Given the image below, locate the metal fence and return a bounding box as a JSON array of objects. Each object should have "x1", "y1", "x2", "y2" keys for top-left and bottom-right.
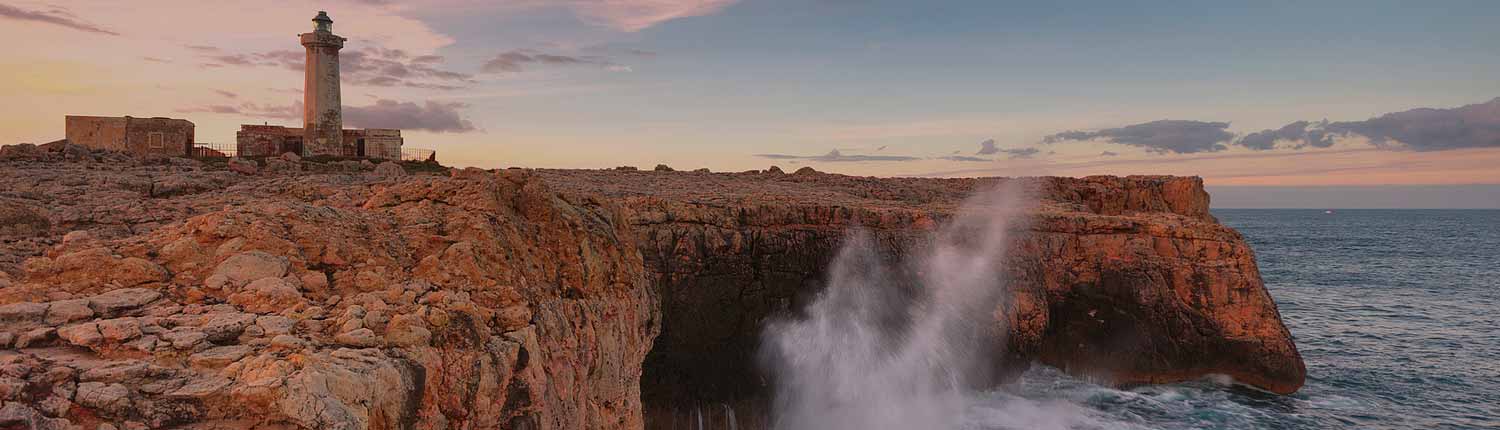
[
  {"x1": 402, "y1": 148, "x2": 436, "y2": 162},
  {"x1": 191, "y1": 142, "x2": 237, "y2": 158},
  {"x1": 192, "y1": 142, "x2": 434, "y2": 163}
]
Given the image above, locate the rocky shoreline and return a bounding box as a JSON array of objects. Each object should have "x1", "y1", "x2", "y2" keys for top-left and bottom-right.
[{"x1": 0, "y1": 144, "x2": 1302, "y2": 429}]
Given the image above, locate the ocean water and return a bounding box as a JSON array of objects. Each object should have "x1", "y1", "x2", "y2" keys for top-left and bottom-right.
[{"x1": 962, "y1": 209, "x2": 1500, "y2": 430}]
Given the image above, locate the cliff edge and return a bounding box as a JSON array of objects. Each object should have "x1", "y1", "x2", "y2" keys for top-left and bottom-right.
[
  {"x1": 0, "y1": 145, "x2": 1303, "y2": 429},
  {"x1": 535, "y1": 167, "x2": 1305, "y2": 425}
]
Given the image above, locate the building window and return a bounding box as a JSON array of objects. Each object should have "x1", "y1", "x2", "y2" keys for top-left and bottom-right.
[{"x1": 147, "y1": 132, "x2": 165, "y2": 149}]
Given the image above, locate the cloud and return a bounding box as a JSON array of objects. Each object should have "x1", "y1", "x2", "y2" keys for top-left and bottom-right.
[
  {"x1": 976, "y1": 138, "x2": 999, "y2": 155},
  {"x1": 1322, "y1": 97, "x2": 1500, "y2": 151},
  {"x1": 480, "y1": 49, "x2": 629, "y2": 74},
  {"x1": 0, "y1": 3, "x2": 118, "y2": 35},
  {"x1": 344, "y1": 100, "x2": 476, "y2": 133},
  {"x1": 215, "y1": 90, "x2": 238, "y2": 99},
  {"x1": 999, "y1": 147, "x2": 1040, "y2": 159},
  {"x1": 142, "y1": 56, "x2": 171, "y2": 63},
  {"x1": 1237, "y1": 120, "x2": 1335, "y2": 150},
  {"x1": 177, "y1": 101, "x2": 300, "y2": 119},
  {"x1": 567, "y1": 0, "x2": 739, "y2": 32},
  {"x1": 939, "y1": 155, "x2": 990, "y2": 162},
  {"x1": 756, "y1": 149, "x2": 920, "y2": 162},
  {"x1": 195, "y1": 47, "x2": 472, "y2": 90},
  {"x1": 1043, "y1": 120, "x2": 1235, "y2": 154},
  {"x1": 180, "y1": 98, "x2": 476, "y2": 133},
  {"x1": 1232, "y1": 98, "x2": 1500, "y2": 152}
]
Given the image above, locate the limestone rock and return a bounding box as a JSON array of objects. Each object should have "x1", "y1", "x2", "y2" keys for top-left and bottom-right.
[
  {"x1": 188, "y1": 345, "x2": 252, "y2": 368},
  {"x1": 97, "y1": 317, "x2": 143, "y2": 342},
  {"x1": 0, "y1": 302, "x2": 46, "y2": 325},
  {"x1": 88, "y1": 288, "x2": 161, "y2": 317},
  {"x1": 227, "y1": 277, "x2": 303, "y2": 313},
  {"x1": 212, "y1": 251, "x2": 289, "y2": 287},
  {"x1": 372, "y1": 161, "x2": 406, "y2": 178},
  {"x1": 75, "y1": 382, "x2": 132, "y2": 415},
  {"x1": 227, "y1": 157, "x2": 257, "y2": 175},
  {"x1": 44, "y1": 299, "x2": 93, "y2": 325},
  {"x1": 333, "y1": 328, "x2": 379, "y2": 347},
  {"x1": 57, "y1": 321, "x2": 103, "y2": 346}
]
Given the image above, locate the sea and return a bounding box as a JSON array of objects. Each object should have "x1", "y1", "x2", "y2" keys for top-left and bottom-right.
[{"x1": 962, "y1": 209, "x2": 1500, "y2": 430}]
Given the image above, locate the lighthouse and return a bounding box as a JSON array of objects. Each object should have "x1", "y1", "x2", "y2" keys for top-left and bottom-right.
[{"x1": 300, "y1": 11, "x2": 345, "y2": 157}]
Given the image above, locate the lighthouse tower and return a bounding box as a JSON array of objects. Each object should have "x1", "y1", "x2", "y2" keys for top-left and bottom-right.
[{"x1": 300, "y1": 11, "x2": 345, "y2": 157}]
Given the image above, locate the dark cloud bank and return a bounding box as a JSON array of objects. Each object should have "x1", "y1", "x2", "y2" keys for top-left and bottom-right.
[{"x1": 1043, "y1": 98, "x2": 1500, "y2": 155}]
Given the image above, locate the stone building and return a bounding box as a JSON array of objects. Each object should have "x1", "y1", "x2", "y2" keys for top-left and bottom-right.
[
  {"x1": 65, "y1": 115, "x2": 194, "y2": 157},
  {"x1": 237, "y1": 125, "x2": 402, "y2": 159},
  {"x1": 234, "y1": 11, "x2": 405, "y2": 160}
]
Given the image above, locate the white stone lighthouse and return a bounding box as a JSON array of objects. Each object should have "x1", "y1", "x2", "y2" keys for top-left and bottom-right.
[{"x1": 300, "y1": 11, "x2": 344, "y2": 157}]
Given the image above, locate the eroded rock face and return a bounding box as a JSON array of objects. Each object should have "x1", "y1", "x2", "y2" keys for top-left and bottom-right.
[
  {"x1": 1, "y1": 148, "x2": 1303, "y2": 429},
  {"x1": 534, "y1": 169, "x2": 1306, "y2": 423},
  {"x1": 0, "y1": 155, "x2": 659, "y2": 430}
]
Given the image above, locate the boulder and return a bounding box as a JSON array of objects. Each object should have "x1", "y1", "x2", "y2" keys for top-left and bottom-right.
[
  {"x1": 88, "y1": 288, "x2": 161, "y2": 316},
  {"x1": 228, "y1": 277, "x2": 304, "y2": 313},
  {"x1": 212, "y1": 251, "x2": 289, "y2": 287},
  {"x1": 44, "y1": 299, "x2": 94, "y2": 325}
]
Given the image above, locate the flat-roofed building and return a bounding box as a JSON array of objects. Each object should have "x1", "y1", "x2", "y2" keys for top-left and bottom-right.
[{"x1": 64, "y1": 115, "x2": 194, "y2": 157}]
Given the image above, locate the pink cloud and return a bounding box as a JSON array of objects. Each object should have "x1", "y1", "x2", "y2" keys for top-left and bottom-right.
[{"x1": 568, "y1": 0, "x2": 739, "y2": 32}]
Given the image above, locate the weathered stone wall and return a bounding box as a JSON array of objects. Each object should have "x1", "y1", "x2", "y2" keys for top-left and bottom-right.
[
  {"x1": 236, "y1": 125, "x2": 303, "y2": 157},
  {"x1": 363, "y1": 129, "x2": 403, "y2": 160},
  {"x1": 122, "y1": 117, "x2": 194, "y2": 157},
  {"x1": 66, "y1": 116, "x2": 192, "y2": 157},
  {"x1": 65, "y1": 116, "x2": 128, "y2": 152}
]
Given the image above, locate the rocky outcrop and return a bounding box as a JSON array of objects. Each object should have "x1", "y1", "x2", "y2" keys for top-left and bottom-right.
[
  {"x1": 534, "y1": 168, "x2": 1305, "y2": 423},
  {"x1": 1, "y1": 147, "x2": 1303, "y2": 429},
  {"x1": 0, "y1": 154, "x2": 658, "y2": 430}
]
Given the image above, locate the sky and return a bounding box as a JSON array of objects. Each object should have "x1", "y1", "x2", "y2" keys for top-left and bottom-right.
[{"x1": 3, "y1": 0, "x2": 1499, "y2": 207}]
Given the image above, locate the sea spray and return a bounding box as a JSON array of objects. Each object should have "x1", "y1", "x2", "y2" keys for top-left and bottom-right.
[{"x1": 759, "y1": 183, "x2": 1033, "y2": 430}]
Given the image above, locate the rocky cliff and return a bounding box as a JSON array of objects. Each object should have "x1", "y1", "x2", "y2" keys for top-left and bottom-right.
[
  {"x1": 535, "y1": 167, "x2": 1305, "y2": 427},
  {"x1": 0, "y1": 144, "x2": 1303, "y2": 430},
  {"x1": 0, "y1": 147, "x2": 658, "y2": 429}
]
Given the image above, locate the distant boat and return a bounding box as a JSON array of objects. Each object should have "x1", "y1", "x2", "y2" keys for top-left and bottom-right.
[{"x1": 1325, "y1": 210, "x2": 1334, "y2": 214}]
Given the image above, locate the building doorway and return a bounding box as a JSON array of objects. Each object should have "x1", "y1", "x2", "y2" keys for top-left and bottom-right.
[{"x1": 356, "y1": 138, "x2": 367, "y2": 158}]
